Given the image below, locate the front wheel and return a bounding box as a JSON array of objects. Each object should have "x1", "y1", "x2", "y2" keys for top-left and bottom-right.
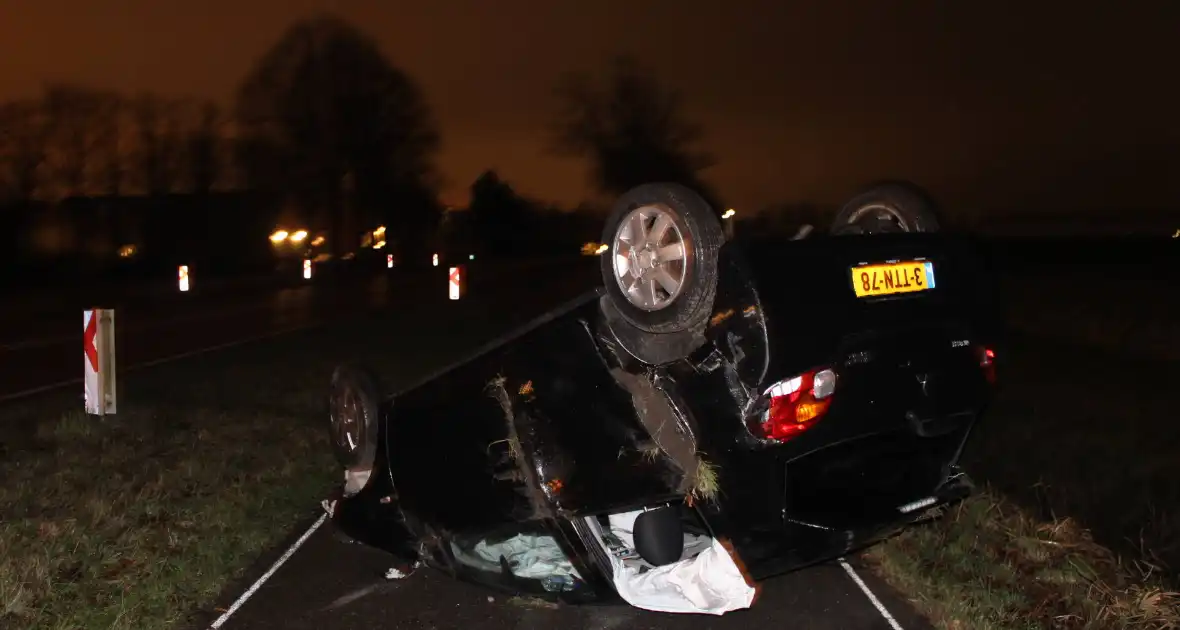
[
  {"x1": 328, "y1": 363, "x2": 382, "y2": 495},
  {"x1": 600, "y1": 183, "x2": 724, "y2": 334}
]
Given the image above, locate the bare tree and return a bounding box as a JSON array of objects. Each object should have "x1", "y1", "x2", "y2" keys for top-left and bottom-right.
[
  {"x1": 0, "y1": 99, "x2": 51, "y2": 203},
  {"x1": 235, "y1": 13, "x2": 441, "y2": 258},
  {"x1": 551, "y1": 56, "x2": 720, "y2": 210},
  {"x1": 87, "y1": 92, "x2": 129, "y2": 197},
  {"x1": 42, "y1": 84, "x2": 108, "y2": 199},
  {"x1": 466, "y1": 169, "x2": 536, "y2": 257},
  {"x1": 131, "y1": 94, "x2": 186, "y2": 196},
  {"x1": 187, "y1": 101, "x2": 221, "y2": 196}
]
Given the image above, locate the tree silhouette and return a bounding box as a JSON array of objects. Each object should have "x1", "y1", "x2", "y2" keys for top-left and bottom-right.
[
  {"x1": 466, "y1": 170, "x2": 535, "y2": 257},
  {"x1": 187, "y1": 102, "x2": 221, "y2": 195},
  {"x1": 0, "y1": 99, "x2": 50, "y2": 203},
  {"x1": 132, "y1": 94, "x2": 185, "y2": 196},
  {"x1": 551, "y1": 56, "x2": 722, "y2": 212},
  {"x1": 43, "y1": 84, "x2": 106, "y2": 199},
  {"x1": 88, "y1": 91, "x2": 127, "y2": 196},
  {"x1": 235, "y1": 14, "x2": 441, "y2": 258}
]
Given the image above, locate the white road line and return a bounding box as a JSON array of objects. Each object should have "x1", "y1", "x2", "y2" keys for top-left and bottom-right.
[
  {"x1": 208, "y1": 513, "x2": 327, "y2": 629},
  {"x1": 839, "y1": 558, "x2": 904, "y2": 630},
  {"x1": 0, "y1": 323, "x2": 318, "y2": 404}
]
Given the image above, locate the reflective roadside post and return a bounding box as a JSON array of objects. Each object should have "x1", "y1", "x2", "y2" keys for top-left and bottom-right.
[
  {"x1": 83, "y1": 309, "x2": 117, "y2": 417},
  {"x1": 303, "y1": 259, "x2": 313, "y2": 280},
  {"x1": 449, "y1": 266, "x2": 466, "y2": 300},
  {"x1": 178, "y1": 265, "x2": 190, "y2": 292},
  {"x1": 387, "y1": 254, "x2": 394, "y2": 269},
  {"x1": 432, "y1": 253, "x2": 439, "y2": 267}
]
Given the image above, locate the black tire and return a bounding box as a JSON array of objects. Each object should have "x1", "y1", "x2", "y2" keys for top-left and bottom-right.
[
  {"x1": 600, "y1": 183, "x2": 723, "y2": 334},
  {"x1": 830, "y1": 181, "x2": 941, "y2": 235},
  {"x1": 328, "y1": 363, "x2": 382, "y2": 475}
]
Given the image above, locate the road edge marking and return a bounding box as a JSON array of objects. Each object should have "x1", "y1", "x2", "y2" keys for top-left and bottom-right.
[
  {"x1": 0, "y1": 324, "x2": 318, "y2": 405},
  {"x1": 208, "y1": 513, "x2": 327, "y2": 629},
  {"x1": 839, "y1": 558, "x2": 904, "y2": 630}
]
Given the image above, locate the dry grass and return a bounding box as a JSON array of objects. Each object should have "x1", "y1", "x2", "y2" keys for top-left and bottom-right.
[
  {"x1": 864, "y1": 263, "x2": 1180, "y2": 629},
  {"x1": 867, "y1": 489, "x2": 1180, "y2": 630}
]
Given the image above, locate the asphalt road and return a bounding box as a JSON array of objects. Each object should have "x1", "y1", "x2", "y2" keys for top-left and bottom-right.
[
  {"x1": 0, "y1": 261, "x2": 590, "y2": 401},
  {"x1": 202, "y1": 515, "x2": 930, "y2": 630}
]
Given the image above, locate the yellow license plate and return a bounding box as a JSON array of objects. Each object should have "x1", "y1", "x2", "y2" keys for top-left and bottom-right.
[{"x1": 851, "y1": 260, "x2": 936, "y2": 298}]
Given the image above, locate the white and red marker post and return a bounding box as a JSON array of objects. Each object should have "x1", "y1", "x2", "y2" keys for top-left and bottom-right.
[
  {"x1": 83, "y1": 309, "x2": 117, "y2": 416},
  {"x1": 448, "y1": 265, "x2": 466, "y2": 300}
]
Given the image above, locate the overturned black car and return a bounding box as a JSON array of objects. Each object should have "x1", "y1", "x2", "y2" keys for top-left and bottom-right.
[{"x1": 324, "y1": 181, "x2": 1000, "y2": 614}]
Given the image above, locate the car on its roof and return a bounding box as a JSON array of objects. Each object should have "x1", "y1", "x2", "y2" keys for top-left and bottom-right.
[{"x1": 322, "y1": 181, "x2": 1000, "y2": 615}]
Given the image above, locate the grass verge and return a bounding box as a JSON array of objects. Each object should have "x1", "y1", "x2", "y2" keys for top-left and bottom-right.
[
  {"x1": 866, "y1": 268, "x2": 1180, "y2": 629},
  {"x1": 1, "y1": 405, "x2": 334, "y2": 629},
  {"x1": 867, "y1": 490, "x2": 1180, "y2": 630}
]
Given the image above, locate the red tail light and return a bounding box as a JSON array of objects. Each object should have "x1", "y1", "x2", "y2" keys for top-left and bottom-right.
[
  {"x1": 756, "y1": 367, "x2": 837, "y2": 442},
  {"x1": 978, "y1": 346, "x2": 996, "y2": 384}
]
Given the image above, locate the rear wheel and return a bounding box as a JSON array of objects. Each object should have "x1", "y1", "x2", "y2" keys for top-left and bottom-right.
[
  {"x1": 831, "y1": 181, "x2": 941, "y2": 235},
  {"x1": 600, "y1": 183, "x2": 724, "y2": 334}
]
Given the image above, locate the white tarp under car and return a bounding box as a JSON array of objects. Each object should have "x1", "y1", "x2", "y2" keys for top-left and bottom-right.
[{"x1": 455, "y1": 507, "x2": 756, "y2": 615}]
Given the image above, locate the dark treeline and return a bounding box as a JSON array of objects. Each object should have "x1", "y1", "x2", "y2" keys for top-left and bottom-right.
[{"x1": 0, "y1": 14, "x2": 724, "y2": 290}]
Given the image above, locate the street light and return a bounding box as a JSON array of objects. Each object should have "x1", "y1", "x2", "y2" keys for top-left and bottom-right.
[
  {"x1": 290, "y1": 230, "x2": 308, "y2": 243},
  {"x1": 269, "y1": 229, "x2": 289, "y2": 244},
  {"x1": 722, "y1": 209, "x2": 736, "y2": 220}
]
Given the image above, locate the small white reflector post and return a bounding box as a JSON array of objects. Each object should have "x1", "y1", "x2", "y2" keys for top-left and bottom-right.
[
  {"x1": 387, "y1": 254, "x2": 394, "y2": 268},
  {"x1": 83, "y1": 309, "x2": 117, "y2": 416},
  {"x1": 448, "y1": 265, "x2": 466, "y2": 300},
  {"x1": 432, "y1": 253, "x2": 439, "y2": 267},
  {"x1": 303, "y1": 259, "x2": 312, "y2": 279},
  {"x1": 178, "y1": 265, "x2": 190, "y2": 292}
]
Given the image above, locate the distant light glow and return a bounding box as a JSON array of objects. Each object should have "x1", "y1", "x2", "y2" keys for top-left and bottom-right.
[
  {"x1": 469, "y1": 254, "x2": 475, "y2": 260},
  {"x1": 722, "y1": 208, "x2": 736, "y2": 219},
  {"x1": 290, "y1": 230, "x2": 308, "y2": 243},
  {"x1": 269, "y1": 230, "x2": 289, "y2": 243},
  {"x1": 118, "y1": 244, "x2": 137, "y2": 258},
  {"x1": 311, "y1": 235, "x2": 325, "y2": 247}
]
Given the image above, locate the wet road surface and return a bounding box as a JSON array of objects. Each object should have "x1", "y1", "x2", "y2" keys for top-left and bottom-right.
[{"x1": 201, "y1": 514, "x2": 930, "y2": 630}]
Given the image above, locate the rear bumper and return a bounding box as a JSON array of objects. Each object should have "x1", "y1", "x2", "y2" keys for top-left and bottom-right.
[
  {"x1": 733, "y1": 469, "x2": 973, "y2": 579},
  {"x1": 700, "y1": 408, "x2": 978, "y2": 580}
]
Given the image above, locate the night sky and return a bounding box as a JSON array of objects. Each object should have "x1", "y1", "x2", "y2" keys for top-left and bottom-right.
[{"x1": 1, "y1": 1, "x2": 1178, "y2": 216}]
